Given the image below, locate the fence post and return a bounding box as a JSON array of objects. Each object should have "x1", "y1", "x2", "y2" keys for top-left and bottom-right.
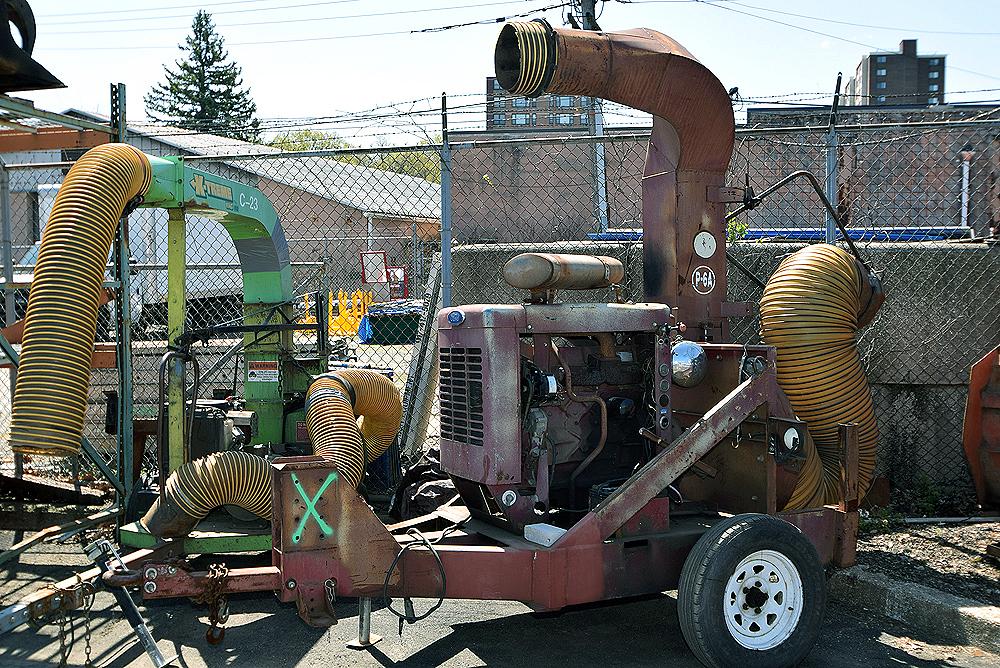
[
  {"x1": 591, "y1": 101, "x2": 609, "y2": 233},
  {"x1": 112, "y1": 82, "x2": 134, "y2": 496},
  {"x1": 0, "y1": 158, "x2": 19, "y2": 481},
  {"x1": 440, "y1": 92, "x2": 453, "y2": 308},
  {"x1": 825, "y1": 74, "x2": 842, "y2": 244},
  {"x1": 825, "y1": 129, "x2": 839, "y2": 244}
]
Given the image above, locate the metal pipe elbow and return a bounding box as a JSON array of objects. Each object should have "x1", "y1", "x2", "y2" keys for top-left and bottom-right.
[{"x1": 495, "y1": 20, "x2": 734, "y2": 172}]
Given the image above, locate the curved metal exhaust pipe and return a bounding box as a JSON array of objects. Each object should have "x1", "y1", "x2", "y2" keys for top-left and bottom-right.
[{"x1": 495, "y1": 20, "x2": 735, "y2": 339}]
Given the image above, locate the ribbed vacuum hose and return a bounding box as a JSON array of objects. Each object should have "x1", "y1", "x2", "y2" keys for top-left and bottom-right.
[
  {"x1": 141, "y1": 451, "x2": 272, "y2": 538},
  {"x1": 307, "y1": 368, "x2": 403, "y2": 488},
  {"x1": 142, "y1": 369, "x2": 401, "y2": 537},
  {"x1": 760, "y1": 244, "x2": 881, "y2": 509},
  {"x1": 10, "y1": 143, "x2": 151, "y2": 457}
]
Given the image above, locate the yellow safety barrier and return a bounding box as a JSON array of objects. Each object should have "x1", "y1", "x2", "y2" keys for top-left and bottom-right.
[
  {"x1": 329, "y1": 290, "x2": 372, "y2": 336},
  {"x1": 297, "y1": 290, "x2": 373, "y2": 336}
]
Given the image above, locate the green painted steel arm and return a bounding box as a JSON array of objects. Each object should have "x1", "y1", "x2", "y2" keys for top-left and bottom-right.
[{"x1": 142, "y1": 155, "x2": 293, "y2": 304}]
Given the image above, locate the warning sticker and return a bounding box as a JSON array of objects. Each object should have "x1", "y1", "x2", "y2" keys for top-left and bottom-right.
[{"x1": 247, "y1": 360, "x2": 279, "y2": 383}]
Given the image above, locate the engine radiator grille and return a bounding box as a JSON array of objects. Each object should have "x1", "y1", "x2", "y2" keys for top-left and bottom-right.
[{"x1": 440, "y1": 347, "x2": 484, "y2": 446}]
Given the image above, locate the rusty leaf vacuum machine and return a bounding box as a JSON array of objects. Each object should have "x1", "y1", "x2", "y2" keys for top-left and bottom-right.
[{"x1": 1, "y1": 19, "x2": 884, "y2": 668}]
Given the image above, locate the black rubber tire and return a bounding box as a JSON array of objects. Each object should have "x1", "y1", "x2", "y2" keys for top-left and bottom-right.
[{"x1": 677, "y1": 514, "x2": 825, "y2": 668}]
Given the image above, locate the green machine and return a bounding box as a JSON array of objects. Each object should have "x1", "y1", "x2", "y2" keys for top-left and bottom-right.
[{"x1": 119, "y1": 156, "x2": 328, "y2": 551}]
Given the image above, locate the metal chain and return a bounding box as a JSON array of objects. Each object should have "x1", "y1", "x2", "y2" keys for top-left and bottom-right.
[
  {"x1": 52, "y1": 580, "x2": 96, "y2": 667},
  {"x1": 82, "y1": 582, "x2": 96, "y2": 668},
  {"x1": 56, "y1": 610, "x2": 69, "y2": 667},
  {"x1": 192, "y1": 563, "x2": 230, "y2": 643}
]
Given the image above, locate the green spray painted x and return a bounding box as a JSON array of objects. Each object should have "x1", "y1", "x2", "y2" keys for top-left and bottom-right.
[{"x1": 290, "y1": 472, "x2": 337, "y2": 543}]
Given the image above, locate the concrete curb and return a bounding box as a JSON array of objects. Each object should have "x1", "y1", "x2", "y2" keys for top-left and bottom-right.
[{"x1": 829, "y1": 564, "x2": 1000, "y2": 654}]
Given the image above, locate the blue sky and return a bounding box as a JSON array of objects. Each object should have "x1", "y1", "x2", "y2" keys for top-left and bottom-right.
[{"x1": 23, "y1": 0, "x2": 1000, "y2": 143}]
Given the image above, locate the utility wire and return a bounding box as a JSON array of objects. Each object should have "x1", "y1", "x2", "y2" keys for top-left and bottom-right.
[
  {"x1": 729, "y1": 2, "x2": 1000, "y2": 37},
  {"x1": 40, "y1": 0, "x2": 361, "y2": 19},
  {"x1": 45, "y1": 0, "x2": 375, "y2": 26},
  {"x1": 47, "y1": 1, "x2": 544, "y2": 35},
  {"x1": 689, "y1": 0, "x2": 1000, "y2": 82},
  {"x1": 42, "y1": 2, "x2": 567, "y2": 49},
  {"x1": 416, "y1": 2, "x2": 568, "y2": 32}
]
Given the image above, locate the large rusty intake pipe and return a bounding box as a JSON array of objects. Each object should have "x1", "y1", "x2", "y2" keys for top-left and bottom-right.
[{"x1": 495, "y1": 20, "x2": 735, "y2": 339}]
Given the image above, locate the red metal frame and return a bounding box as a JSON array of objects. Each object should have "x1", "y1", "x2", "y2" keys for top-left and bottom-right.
[{"x1": 127, "y1": 365, "x2": 858, "y2": 622}]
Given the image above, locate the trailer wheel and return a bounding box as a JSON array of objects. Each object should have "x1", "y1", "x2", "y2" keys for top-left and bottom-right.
[{"x1": 678, "y1": 514, "x2": 825, "y2": 668}]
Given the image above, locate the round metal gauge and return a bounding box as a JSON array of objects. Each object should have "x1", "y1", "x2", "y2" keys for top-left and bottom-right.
[{"x1": 694, "y1": 231, "x2": 717, "y2": 259}]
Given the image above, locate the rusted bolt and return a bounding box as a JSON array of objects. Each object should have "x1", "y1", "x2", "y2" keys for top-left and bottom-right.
[
  {"x1": 143, "y1": 581, "x2": 157, "y2": 594},
  {"x1": 286, "y1": 579, "x2": 297, "y2": 590}
]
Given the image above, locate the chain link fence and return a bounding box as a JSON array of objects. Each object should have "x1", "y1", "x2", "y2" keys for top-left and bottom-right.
[
  {"x1": 1, "y1": 108, "x2": 997, "y2": 514},
  {"x1": 448, "y1": 110, "x2": 1000, "y2": 515}
]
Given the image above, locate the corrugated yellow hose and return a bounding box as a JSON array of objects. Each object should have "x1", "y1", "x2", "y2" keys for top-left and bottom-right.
[
  {"x1": 141, "y1": 451, "x2": 272, "y2": 537},
  {"x1": 760, "y1": 244, "x2": 880, "y2": 509},
  {"x1": 10, "y1": 143, "x2": 151, "y2": 457},
  {"x1": 142, "y1": 369, "x2": 401, "y2": 537},
  {"x1": 306, "y1": 368, "x2": 403, "y2": 488}
]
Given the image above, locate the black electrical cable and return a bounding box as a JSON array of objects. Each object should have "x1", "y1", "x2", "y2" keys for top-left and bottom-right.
[{"x1": 381, "y1": 519, "x2": 468, "y2": 632}]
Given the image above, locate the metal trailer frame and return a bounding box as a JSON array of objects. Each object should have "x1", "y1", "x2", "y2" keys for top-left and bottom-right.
[{"x1": 96, "y1": 361, "x2": 858, "y2": 631}]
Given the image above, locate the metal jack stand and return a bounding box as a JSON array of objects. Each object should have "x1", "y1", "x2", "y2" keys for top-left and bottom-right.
[
  {"x1": 85, "y1": 540, "x2": 176, "y2": 667},
  {"x1": 346, "y1": 597, "x2": 382, "y2": 649}
]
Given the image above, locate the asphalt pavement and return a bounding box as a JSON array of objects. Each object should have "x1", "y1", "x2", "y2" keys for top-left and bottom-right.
[
  {"x1": 3, "y1": 584, "x2": 998, "y2": 667},
  {"x1": 1, "y1": 537, "x2": 997, "y2": 667}
]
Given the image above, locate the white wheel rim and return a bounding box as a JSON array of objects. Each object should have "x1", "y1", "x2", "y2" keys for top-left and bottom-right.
[{"x1": 723, "y1": 548, "x2": 803, "y2": 650}]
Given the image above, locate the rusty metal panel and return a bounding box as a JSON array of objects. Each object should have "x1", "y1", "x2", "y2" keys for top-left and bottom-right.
[
  {"x1": 963, "y1": 344, "x2": 1000, "y2": 506},
  {"x1": 142, "y1": 566, "x2": 279, "y2": 599},
  {"x1": 439, "y1": 306, "x2": 522, "y2": 484},
  {"x1": 523, "y1": 302, "x2": 671, "y2": 334},
  {"x1": 271, "y1": 456, "x2": 399, "y2": 623},
  {"x1": 779, "y1": 508, "x2": 839, "y2": 565},
  {"x1": 619, "y1": 497, "x2": 670, "y2": 537}
]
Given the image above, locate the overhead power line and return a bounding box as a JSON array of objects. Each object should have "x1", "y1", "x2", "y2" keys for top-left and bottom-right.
[
  {"x1": 39, "y1": 0, "x2": 362, "y2": 19},
  {"x1": 40, "y1": 2, "x2": 568, "y2": 50},
  {"x1": 415, "y1": 2, "x2": 568, "y2": 32},
  {"x1": 729, "y1": 2, "x2": 1000, "y2": 37},
  {"x1": 688, "y1": 0, "x2": 1000, "y2": 82},
  {"x1": 46, "y1": 1, "x2": 545, "y2": 35},
  {"x1": 44, "y1": 0, "x2": 392, "y2": 26}
]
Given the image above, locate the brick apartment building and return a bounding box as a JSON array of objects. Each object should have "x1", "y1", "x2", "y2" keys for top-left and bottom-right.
[
  {"x1": 845, "y1": 40, "x2": 945, "y2": 106},
  {"x1": 486, "y1": 76, "x2": 592, "y2": 130}
]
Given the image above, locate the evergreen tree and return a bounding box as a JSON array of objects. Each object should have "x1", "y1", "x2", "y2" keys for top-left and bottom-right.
[{"x1": 144, "y1": 11, "x2": 259, "y2": 142}]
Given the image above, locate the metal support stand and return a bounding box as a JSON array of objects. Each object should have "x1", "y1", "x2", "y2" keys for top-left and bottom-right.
[
  {"x1": 346, "y1": 597, "x2": 382, "y2": 649},
  {"x1": 85, "y1": 540, "x2": 175, "y2": 667}
]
